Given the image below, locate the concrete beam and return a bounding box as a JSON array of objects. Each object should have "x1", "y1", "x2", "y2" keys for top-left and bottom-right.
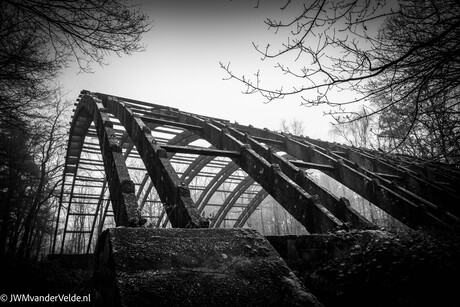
[
  {"x1": 284, "y1": 137, "x2": 456, "y2": 230},
  {"x1": 176, "y1": 115, "x2": 344, "y2": 233},
  {"x1": 100, "y1": 95, "x2": 208, "y2": 228},
  {"x1": 220, "y1": 125, "x2": 373, "y2": 230},
  {"x1": 78, "y1": 95, "x2": 143, "y2": 227}
]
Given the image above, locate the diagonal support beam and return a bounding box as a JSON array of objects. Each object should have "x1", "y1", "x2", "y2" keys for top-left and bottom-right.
[
  {"x1": 174, "y1": 114, "x2": 344, "y2": 233},
  {"x1": 98, "y1": 94, "x2": 208, "y2": 228},
  {"x1": 78, "y1": 95, "x2": 143, "y2": 227},
  {"x1": 325, "y1": 142, "x2": 460, "y2": 217},
  {"x1": 228, "y1": 120, "x2": 459, "y2": 232},
  {"x1": 284, "y1": 136, "x2": 457, "y2": 230},
  {"x1": 218, "y1": 125, "x2": 373, "y2": 230}
]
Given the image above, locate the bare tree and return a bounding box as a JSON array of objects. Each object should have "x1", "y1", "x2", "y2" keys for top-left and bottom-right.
[
  {"x1": 0, "y1": 123, "x2": 38, "y2": 258},
  {"x1": 332, "y1": 96, "x2": 460, "y2": 163},
  {"x1": 0, "y1": 93, "x2": 70, "y2": 259},
  {"x1": 372, "y1": 91, "x2": 460, "y2": 163},
  {"x1": 222, "y1": 0, "x2": 460, "y2": 159},
  {"x1": 16, "y1": 96, "x2": 70, "y2": 258},
  {"x1": 280, "y1": 118, "x2": 305, "y2": 136},
  {"x1": 329, "y1": 107, "x2": 374, "y2": 148},
  {"x1": 0, "y1": 0, "x2": 150, "y2": 126},
  {"x1": 0, "y1": 0, "x2": 150, "y2": 259}
]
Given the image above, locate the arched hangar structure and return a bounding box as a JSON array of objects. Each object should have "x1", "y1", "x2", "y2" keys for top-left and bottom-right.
[{"x1": 52, "y1": 91, "x2": 460, "y2": 254}]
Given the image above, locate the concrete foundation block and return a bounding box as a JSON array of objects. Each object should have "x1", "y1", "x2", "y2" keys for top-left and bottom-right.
[{"x1": 94, "y1": 228, "x2": 322, "y2": 306}]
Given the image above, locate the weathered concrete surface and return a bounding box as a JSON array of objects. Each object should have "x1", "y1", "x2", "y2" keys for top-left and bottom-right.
[
  {"x1": 266, "y1": 231, "x2": 460, "y2": 307},
  {"x1": 266, "y1": 232, "x2": 369, "y2": 273},
  {"x1": 94, "y1": 228, "x2": 322, "y2": 306}
]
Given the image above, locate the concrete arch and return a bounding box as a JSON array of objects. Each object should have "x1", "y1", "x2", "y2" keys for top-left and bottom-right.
[
  {"x1": 54, "y1": 91, "x2": 460, "y2": 254},
  {"x1": 234, "y1": 190, "x2": 269, "y2": 227},
  {"x1": 212, "y1": 176, "x2": 255, "y2": 227},
  {"x1": 69, "y1": 95, "x2": 142, "y2": 226},
  {"x1": 174, "y1": 114, "x2": 458, "y2": 232},
  {"x1": 197, "y1": 163, "x2": 240, "y2": 212},
  {"x1": 56, "y1": 92, "x2": 209, "y2": 254},
  {"x1": 97, "y1": 94, "x2": 208, "y2": 228},
  {"x1": 54, "y1": 96, "x2": 143, "y2": 253}
]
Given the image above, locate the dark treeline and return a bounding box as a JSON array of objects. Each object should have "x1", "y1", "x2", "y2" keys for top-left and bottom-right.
[
  {"x1": 0, "y1": 0, "x2": 150, "y2": 261},
  {"x1": 0, "y1": 99, "x2": 67, "y2": 259}
]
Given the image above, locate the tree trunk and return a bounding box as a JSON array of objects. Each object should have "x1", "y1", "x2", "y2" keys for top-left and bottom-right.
[{"x1": 0, "y1": 179, "x2": 16, "y2": 259}]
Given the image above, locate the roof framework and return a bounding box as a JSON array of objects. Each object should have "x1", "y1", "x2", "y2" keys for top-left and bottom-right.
[{"x1": 52, "y1": 91, "x2": 460, "y2": 254}]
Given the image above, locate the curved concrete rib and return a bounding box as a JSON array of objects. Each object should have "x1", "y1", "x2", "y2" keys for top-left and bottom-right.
[
  {"x1": 234, "y1": 189, "x2": 269, "y2": 228},
  {"x1": 55, "y1": 91, "x2": 460, "y2": 252},
  {"x1": 212, "y1": 176, "x2": 255, "y2": 227},
  {"x1": 75, "y1": 95, "x2": 143, "y2": 227}
]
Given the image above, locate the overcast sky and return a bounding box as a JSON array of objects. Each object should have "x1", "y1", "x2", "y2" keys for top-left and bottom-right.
[{"x1": 60, "y1": 0, "x2": 348, "y2": 141}]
